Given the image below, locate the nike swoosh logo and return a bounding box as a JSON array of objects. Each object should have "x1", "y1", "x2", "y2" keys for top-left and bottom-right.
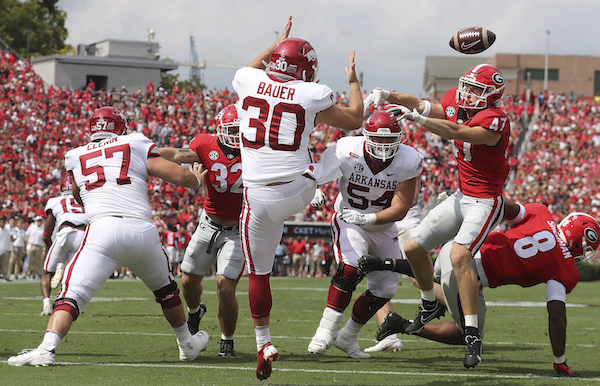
[{"x1": 461, "y1": 40, "x2": 481, "y2": 50}]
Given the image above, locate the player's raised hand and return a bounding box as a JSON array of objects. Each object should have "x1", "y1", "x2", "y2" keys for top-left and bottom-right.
[
  {"x1": 276, "y1": 16, "x2": 293, "y2": 44},
  {"x1": 190, "y1": 162, "x2": 208, "y2": 187},
  {"x1": 345, "y1": 51, "x2": 359, "y2": 85},
  {"x1": 363, "y1": 88, "x2": 390, "y2": 114}
]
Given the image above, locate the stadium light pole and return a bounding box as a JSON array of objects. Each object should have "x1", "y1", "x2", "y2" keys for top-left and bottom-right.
[{"x1": 544, "y1": 30, "x2": 550, "y2": 92}]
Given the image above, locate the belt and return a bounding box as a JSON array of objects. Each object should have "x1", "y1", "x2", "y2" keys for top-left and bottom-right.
[{"x1": 204, "y1": 215, "x2": 237, "y2": 231}]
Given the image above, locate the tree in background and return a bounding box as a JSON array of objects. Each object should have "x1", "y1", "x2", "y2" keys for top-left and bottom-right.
[
  {"x1": 161, "y1": 72, "x2": 206, "y2": 93},
  {"x1": 0, "y1": 0, "x2": 69, "y2": 58}
]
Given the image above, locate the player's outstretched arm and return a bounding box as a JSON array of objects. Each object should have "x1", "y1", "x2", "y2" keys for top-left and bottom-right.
[
  {"x1": 316, "y1": 51, "x2": 363, "y2": 130},
  {"x1": 159, "y1": 147, "x2": 200, "y2": 165},
  {"x1": 247, "y1": 16, "x2": 292, "y2": 69},
  {"x1": 147, "y1": 156, "x2": 207, "y2": 188}
]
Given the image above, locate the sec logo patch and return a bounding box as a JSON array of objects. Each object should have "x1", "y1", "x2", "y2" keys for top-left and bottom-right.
[
  {"x1": 445, "y1": 106, "x2": 456, "y2": 118},
  {"x1": 209, "y1": 150, "x2": 219, "y2": 161}
]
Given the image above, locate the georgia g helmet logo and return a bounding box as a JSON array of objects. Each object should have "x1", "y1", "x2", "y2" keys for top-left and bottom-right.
[
  {"x1": 585, "y1": 227, "x2": 599, "y2": 244},
  {"x1": 492, "y1": 72, "x2": 504, "y2": 86}
]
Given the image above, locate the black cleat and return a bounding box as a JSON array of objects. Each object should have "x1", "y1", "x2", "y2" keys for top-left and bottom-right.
[
  {"x1": 187, "y1": 303, "x2": 207, "y2": 335},
  {"x1": 463, "y1": 326, "x2": 482, "y2": 368},
  {"x1": 218, "y1": 339, "x2": 235, "y2": 357},
  {"x1": 376, "y1": 311, "x2": 412, "y2": 341},
  {"x1": 404, "y1": 299, "x2": 446, "y2": 334}
]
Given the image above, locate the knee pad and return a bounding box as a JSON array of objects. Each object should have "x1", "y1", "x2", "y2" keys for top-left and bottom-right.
[
  {"x1": 153, "y1": 281, "x2": 182, "y2": 310},
  {"x1": 352, "y1": 290, "x2": 388, "y2": 324},
  {"x1": 331, "y1": 262, "x2": 359, "y2": 293},
  {"x1": 54, "y1": 297, "x2": 80, "y2": 321}
]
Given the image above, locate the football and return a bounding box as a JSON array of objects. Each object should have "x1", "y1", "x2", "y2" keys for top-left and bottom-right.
[{"x1": 449, "y1": 26, "x2": 496, "y2": 55}]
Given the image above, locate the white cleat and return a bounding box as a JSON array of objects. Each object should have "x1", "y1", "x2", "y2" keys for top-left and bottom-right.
[
  {"x1": 307, "y1": 338, "x2": 331, "y2": 355},
  {"x1": 50, "y1": 263, "x2": 64, "y2": 289},
  {"x1": 364, "y1": 335, "x2": 403, "y2": 353},
  {"x1": 178, "y1": 331, "x2": 209, "y2": 361},
  {"x1": 8, "y1": 348, "x2": 56, "y2": 367},
  {"x1": 333, "y1": 336, "x2": 371, "y2": 359}
]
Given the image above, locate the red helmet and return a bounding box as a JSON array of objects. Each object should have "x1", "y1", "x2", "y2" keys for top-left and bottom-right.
[
  {"x1": 88, "y1": 106, "x2": 128, "y2": 141},
  {"x1": 558, "y1": 212, "x2": 600, "y2": 263},
  {"x1": 362, "y1": 112, "x2": 403, "y2": 162},
  {"x1": 60, "y1": 173, "x2": 73, "y2": 195},
  {"x1": 216, "y1": 104, "x2": 240, "y2": 149},
  {"x1": 456, "y1": 64, "x2": 505, "y2": 110},
  {"x1": 266, "y1": 38, "x2": 319, "y2": 82}
]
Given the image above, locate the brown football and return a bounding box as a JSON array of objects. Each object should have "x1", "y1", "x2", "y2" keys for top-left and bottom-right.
[{"x1": 449, "y1": 26, "x2": 496, "y2": 54}]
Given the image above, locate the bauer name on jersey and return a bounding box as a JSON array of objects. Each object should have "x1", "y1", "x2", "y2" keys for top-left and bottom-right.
[
  {"x1": 65, "y1": 133, "x2": 159, "y2": 222},
  {"x1": 233, "y1": 67, "x2": 334, "y2": 187},
  {"x1": 330, "y1": 136, "x2": 423, "y2": 232}
]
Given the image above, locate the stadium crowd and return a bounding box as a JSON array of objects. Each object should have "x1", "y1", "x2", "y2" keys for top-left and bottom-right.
[{"x1": 1, "y1": 48, "x2": 600, "y2": 280}]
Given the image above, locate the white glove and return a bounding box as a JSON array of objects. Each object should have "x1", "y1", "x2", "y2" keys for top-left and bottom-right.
[
  {"x1": 310, "y1": 188, "x2": 326, "y2": 209},
  {"x1": 437, "y1": 191, "x2": 449, "y2": 204},
  {"x1": 363, "y1": 87, "x2": 390, "y2": 114},
  {"x1": 386, "y1": 104, "x2": 427, "y2": 125},
  {"x1": 340, "y1": 208, "x2": 377, "y2": 226}
]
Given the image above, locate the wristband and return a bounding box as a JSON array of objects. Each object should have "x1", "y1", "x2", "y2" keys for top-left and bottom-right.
[
  {"x1": 196, "y1": 178, "x2": 202, "y2": 189},
  {"x1": 43, "y1": 231, "x2": 52, "y2": 237},
  {"x1": 421, "y1": 100, "x2": 431, "y2": 117},
  {"x1": 364, "y1": 213, "x2": 377, "y2": 226}
]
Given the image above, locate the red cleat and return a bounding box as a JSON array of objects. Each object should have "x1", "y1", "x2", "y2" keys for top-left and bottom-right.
[
  {"x1": 554, "y1": 362, "x2": 579, "y2": 377},
  {"x1": 256, "y1": 343, "x2": 279, "y2": 381}
]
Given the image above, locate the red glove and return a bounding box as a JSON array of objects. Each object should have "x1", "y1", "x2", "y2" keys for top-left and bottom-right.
[{"x1": 554, "y1": 362, "x2": 579, "y2": 377}]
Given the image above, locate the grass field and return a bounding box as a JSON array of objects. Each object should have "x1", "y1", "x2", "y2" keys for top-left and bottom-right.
[{"x1": 1, "y1": 276, "x2": 599, "y2": 385}]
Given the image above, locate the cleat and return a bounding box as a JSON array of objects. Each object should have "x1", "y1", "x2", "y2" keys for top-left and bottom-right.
[
  {"x1": 404, "y1": 299, "x2": 446, "y2": 334},
  {"x1": 554, "y1": 362, "x2": 579, "y2": 377},
  {"x1": 256, "y1": 343, "x2": 279, "y2": 380},
  {"x1": 187, "y1": 303, "x2": 207, "y2": 335},
  {"x1": 218, "y1": 339, "x2": 235, "y2": 357},
  {"x1": 178, "y1": 331, "x2": 209, "y2": 361},
  {"x1": 50, "y1": 263, "x2": 64, "y2": 289},
  {"x1": 307, "y1": 338, "x2": 331, "y2": 355},
  {"x1": 463, "y1": 326, "x2": 482, "y2": 368},
  {"x1": 40, "y1": 306, "x2": 52, "y2": 316},
  {"x1": 8, "y1": 348, "x2": 56, "y2": 367},
  {"x1": 376, "y1": 311, "x2": 412, "y2": 340},
  {"x1": 364, "y1": 334, "x2": 403, "y2": 352},
  {"x1": 333, "y1": 333, "x2": 370, "y2": 359}
]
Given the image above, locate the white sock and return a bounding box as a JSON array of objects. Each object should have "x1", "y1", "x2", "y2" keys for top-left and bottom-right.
[
  {"x1": 339, "y1": 317, "x2": 363, "y2": 339},
  {"x1": 420, "y1": 289, "x2": 436, "y2": 302},
  {"x1": 173, "y1": 322, "x2": 191, "y2": 342},
  {"x1": 255, "y1": 324, "x2": 271, "y2": 352},
  {"x1": 221, "y1": 333, "x2": 234, "y2": 340},
  {"x1": 38, "y1": 330, "x2": 61, "y2": 352},
  {"x1": 464, "y1": 314, "x2": 478, "y2": 329}
]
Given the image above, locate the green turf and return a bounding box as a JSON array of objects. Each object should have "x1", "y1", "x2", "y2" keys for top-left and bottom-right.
[{"x1": 1, "y1": 277, "x2": 599, "y2": 385}]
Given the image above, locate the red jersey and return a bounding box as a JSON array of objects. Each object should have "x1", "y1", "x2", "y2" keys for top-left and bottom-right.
[
  {"x1": 440, "y1": 89, "x2": 510, "y2": 197},
  {"x1": 480, "y1": 203, "x2": 579, "y2": 293},
  {"x1": 188, "y1": 134, "x2": 243, "y2": 221}
]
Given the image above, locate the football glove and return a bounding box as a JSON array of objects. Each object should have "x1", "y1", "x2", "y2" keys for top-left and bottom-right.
[
  {"x1": 340, "y1": 208, "x2": 376, "y2": 226},
  {"x1": 310, "y1": 188, "x2": 326, "y2": 209},
  {"x1": 357, "y1": 254, "x2": 394, "y2": 276},
  {"x1": 386, "y1": 104, "x2": 427, "y2": 125},
  {"x1": 363, "y1": 87, "x2": 391, "y2": 113},
  {"x1": 554, "y1": 362, "x2": 579, "y2": 377}
]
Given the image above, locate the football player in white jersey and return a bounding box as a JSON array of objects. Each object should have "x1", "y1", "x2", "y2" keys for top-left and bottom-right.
[
  {"x1": 8, "y1": 106, "x2": 209, "y2": 367},
  {"x1": 307, "y1": 111, "x2": 423, "y2": 359},
  {"x1": 232, "y1": 16, "x2": 363, "y2": 380},
  {"x1": 40, "y1": 174, "x2": 88, "y2": 316}
]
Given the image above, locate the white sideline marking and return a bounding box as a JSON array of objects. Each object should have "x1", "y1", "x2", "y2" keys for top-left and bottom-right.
[{"x1": 1, "y1": 360, "x2": 598, "y2": 381}]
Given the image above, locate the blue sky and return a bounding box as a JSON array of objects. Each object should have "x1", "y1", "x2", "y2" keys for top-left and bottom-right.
[{"x1": 58, "y1": 0, "x2": 600, "y2": 97}]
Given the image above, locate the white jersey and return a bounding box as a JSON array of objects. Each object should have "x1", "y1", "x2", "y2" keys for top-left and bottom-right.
[
  {"x1": 64, "y1": 133, "x2": 159, "y2": 222},
  {"x1": 45, "y1": 194, "x2": 88, "y2": 229},
  {"x1": 233, "y1": 66, "x2": 334, "y2": 187},
  {"x1": 331, "y1": 136, "x2": 423, "y2": 232}
]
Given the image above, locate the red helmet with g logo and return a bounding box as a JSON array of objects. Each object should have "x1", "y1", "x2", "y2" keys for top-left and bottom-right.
[
  {"x1": 558, "y1": 212, "x2": 600, "y2": 263},
  {"x1": 266, "y1": 38, "x2": 319, "y2": 82},
  {"x1": 456, "y1": 64, "x2": 505, "y2": 110}
]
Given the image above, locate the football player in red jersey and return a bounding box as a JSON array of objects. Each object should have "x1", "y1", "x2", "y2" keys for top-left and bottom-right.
[
  {"x1": 364, "y1": 63, "x2": 510, "y2": 368},
  {"x1": 361, "y1": 199, "x2": 599, "y2": 377},
  {"x1": 233, "y1": 16, "x2": 363, "y2": 380},
  {"x1": 160, "y1": 104, "x2": 244, "y2": 358}
]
